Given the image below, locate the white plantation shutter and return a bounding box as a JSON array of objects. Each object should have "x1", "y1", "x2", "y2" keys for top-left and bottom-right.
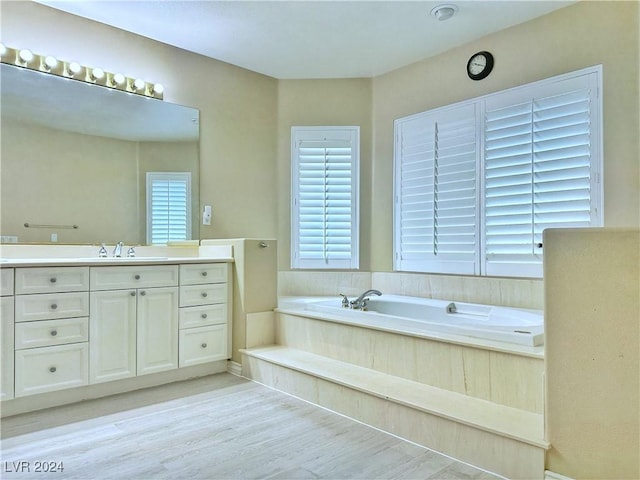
[
  {"x1": 484, "y1": 72, "x2": 601, "y2": 276},
  {"x1": 291, "y1": 127, "x2": 359, "y2": 269},
  {"x1": 394, "y1": 104, "x2": 478, "y2": 274},
  {"x1": 393, "y1": 66, "x2": 602, "y2": 278},
  {"x1": 146, "y1": 172, "x2": 191, "y2": 244}
]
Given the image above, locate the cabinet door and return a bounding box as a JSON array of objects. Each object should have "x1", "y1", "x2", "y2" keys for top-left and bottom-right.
[
  {"x1": 137, "y1": 286, "x2": 178, "y2": 376},
  {"x1": 1, "y1": 296, "x2": 14, "y2": 400},
  {"x1": 90, "y1": 290, "x2": 137, "y2": 384}
]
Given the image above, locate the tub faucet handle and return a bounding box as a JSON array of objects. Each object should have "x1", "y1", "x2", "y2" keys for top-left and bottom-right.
[{"x1": 339, "y1": 294, "x2": 350, "y2": 308}]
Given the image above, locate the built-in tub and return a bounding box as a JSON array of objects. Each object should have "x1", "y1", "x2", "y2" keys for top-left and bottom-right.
[{"x1": 300, "y1": 295, "x2": 544, "y2": 347}]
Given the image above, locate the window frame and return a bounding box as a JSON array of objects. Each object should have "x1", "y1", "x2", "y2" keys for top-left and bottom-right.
[
  {"x1": 291, "y1": 126, "x2": 360, "y2": 270},
  {"x1": 146, "y1": 171, "x2": 192, "y2": 245},
  {"x1": 394, "y1": 66, "x2": 603, "y2": 278}
]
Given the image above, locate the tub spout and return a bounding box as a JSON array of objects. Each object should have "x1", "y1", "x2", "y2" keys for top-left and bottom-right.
[{"x1": 351, "y1": 289, "x2": 382, "y2": 310}]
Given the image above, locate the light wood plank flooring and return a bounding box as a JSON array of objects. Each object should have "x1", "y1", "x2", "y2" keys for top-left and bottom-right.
[{"x1": 1, "y1": 373, "x2": 503, "y2": 479}]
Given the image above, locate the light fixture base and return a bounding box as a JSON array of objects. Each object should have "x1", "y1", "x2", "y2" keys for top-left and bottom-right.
[{"x1": 430, "y1": 4, "x2": 458, "y2": 21}]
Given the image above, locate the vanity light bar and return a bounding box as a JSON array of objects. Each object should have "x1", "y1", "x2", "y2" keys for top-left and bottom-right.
[{"x1": 0, "y1": 43, "x2": 164, "y2": 100}]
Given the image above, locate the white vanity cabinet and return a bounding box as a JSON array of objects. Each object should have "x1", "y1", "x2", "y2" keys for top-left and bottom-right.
[
  {"x1": 90, "y1": 265, "x2": 179, "y2": 383},
  {"x1": 13, "y1": 267, "x2": 90, "y2": 397},
  {"x1": 1, "y1": 268, "x2": 15, "y2": 400},
  {"x1": 178, "y1": 263, "x2": 231, "y2": 367}
]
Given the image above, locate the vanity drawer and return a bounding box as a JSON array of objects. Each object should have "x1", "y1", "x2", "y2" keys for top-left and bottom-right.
[
  {"x1": 15, "y1": 317, "x2": 88, "y2": 349},
  {"x1": 91, "y1": 265, "x2": 178, "y2": 290},
  {"x1": 15, "y1": 342, "x2": 89, "y2": 397},
  {"x1": 15, "y1": 292, "x2": 89, "y2": 322},
  {"x1": 179, "y1": 284, "x2": 227, "y2": 307},
  {"x1": 179, "y1": 263, "x2": 228, "y2": 285},
  {"x1": 15, "y1": 267, "x2": 89, "y2": 294},
  {"x1": 1, "y1": 268, "x2": 14, "y2": 296},
  {"x1": 179, "y1": 324, "x2": 227, "y2": 367},
  {"x1": 179, "y1": 304, "x2": 227, "y2": 329}
]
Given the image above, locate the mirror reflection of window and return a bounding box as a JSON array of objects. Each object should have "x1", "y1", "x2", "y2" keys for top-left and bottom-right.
[{"x1": 146, "y1": 172, "x2": 192, "y2": 244}]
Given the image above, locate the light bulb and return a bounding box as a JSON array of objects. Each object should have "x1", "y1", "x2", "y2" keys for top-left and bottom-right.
[
  {"x1": 0, "y1": 43, "x2": 7, "y2": 57},
  {"x1": 19, "y1": 49, "x2": 34, "y2": 63},
  {"x1": 68, "y1": 62, "x2": 82, "y2": 75},
  {"x1": 44, "y1": 56, "x2": 58, "y2": 69},
  {"x1": 133, "y1": 78, "x2": 145, "y2": 91},
  {"x1": 153, "y1": 83, "x2": 164, "y2": 95},
  {"x1": 91, "y1": 67, "x2": 105, "y2": 81},
  {"x1": 113, "y1": 73, "x2": 125, "y2": 85}
]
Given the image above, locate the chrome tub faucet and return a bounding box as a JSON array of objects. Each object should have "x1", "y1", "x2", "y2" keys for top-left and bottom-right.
[{"x1": 350, "y1": 289, "x2": 382, "y2": 310}]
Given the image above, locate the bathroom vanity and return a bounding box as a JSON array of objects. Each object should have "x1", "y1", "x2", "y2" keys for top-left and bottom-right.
[{"x1": 0, "y1": 249, "x2": 233, "y2": 414}]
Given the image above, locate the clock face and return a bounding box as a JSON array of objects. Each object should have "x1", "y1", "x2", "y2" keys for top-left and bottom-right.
[
  {"x1": 469, "y1": 54, "x2": 487, "y2": 75},
  {"x1": 467, "y1": 51, "x2": 494, "y2": 80}
]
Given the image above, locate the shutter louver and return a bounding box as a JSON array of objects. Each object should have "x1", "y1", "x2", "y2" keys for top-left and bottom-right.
[
  {"x1": 484, "y1": 76, "x2": 597, "y2": 275},
  {"x1": 395, "y1": 104, "x2": 477, "y2": 274},
  {"x1": 292, "y1": 127, "x2": 359, "y2": 269},
  {"x1": 147, "y1": 173, "x2": 191, "y2": 245}
]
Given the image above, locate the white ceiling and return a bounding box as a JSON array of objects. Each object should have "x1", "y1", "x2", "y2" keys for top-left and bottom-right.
[{"x1": 36, "y1": 0, "x2": 575, "y2": 79}]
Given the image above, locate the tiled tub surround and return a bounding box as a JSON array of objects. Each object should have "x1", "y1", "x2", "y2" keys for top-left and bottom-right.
[
  {"x1": 278, "y1": 271, "x2": 544, "y2": 310},
  {"x1": 243, "y1": 297, "x2": 547, "y2": 479}
]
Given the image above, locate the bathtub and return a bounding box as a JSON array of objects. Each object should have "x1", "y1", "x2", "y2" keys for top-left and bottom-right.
[{"x1": 301, "y1": 294, "x2": 544, "y2": 347}]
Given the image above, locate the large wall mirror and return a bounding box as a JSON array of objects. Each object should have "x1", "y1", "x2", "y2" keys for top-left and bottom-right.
[{"x1": 0, "y1": 63, "x2": 200, "y2": 245}]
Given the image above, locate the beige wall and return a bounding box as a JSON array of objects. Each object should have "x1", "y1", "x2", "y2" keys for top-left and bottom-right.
[
  {"x1": 137, "y1": 141, "x2": 200, "y2": 243},
  {"x1": 544, "y1": 228, "x2": 639, "y2": 478},
  {"x1": 276, "y1": 79, "x2": 373, "y2": 270},
  {"x1": 371, "y1": 0, "x2": 640, "y2": 272},
  {"x1": 1, "y1": 120, "x2": 139, "y2": 244},
  {"x1": 0, "y1": 1, "x2": 278, "y2": 242}
]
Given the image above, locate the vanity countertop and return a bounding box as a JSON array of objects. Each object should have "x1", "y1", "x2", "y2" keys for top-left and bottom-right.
[{"x1": 0, "y1": 256, "x2": 233, "y2": 267}]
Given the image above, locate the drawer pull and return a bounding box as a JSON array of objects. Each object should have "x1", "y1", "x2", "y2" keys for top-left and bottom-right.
[
  {"x1": 49, "y1": 366, "x2": 57, "y2": 373},
  {"x1": 50, "y1": 330, "x2": 58, "y2": 336},
  {"x1": 201, "y1": 343, "x2": 207, "y2": 349},
  {"x1": 201, "y1": 292, "x2": 208, "y2": 298},
  {"x1": 201, "y1": 271, "x2": 208, "y2": 277},
  {"x1": 201, "y1": 313, "x2": 208, "y2": 319},
  {"x1": 134, "y1": 274, "x2": 141, "y2": 280},
  {"x1": 50, "y1": 277, "x2": 57, "y2": 283},
  {"x1": 140, "y1": 291, "x2": 146, "y2": 296},
  {"x1": 50, "y1": 303, "x2": 58, "y2": 310}
]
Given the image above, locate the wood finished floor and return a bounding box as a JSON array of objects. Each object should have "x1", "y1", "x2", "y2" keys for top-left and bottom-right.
[{"x1": 0, "y1": 373, "x2": 503, "y2": 480}]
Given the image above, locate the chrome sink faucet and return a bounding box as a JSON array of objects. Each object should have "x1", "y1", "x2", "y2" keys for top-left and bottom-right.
[
  {"x1": 350, "y1": 289, "x2": 382, "y2": 310},
  {"x1": 113, "y1": 241, "x2": 124, "y2": 257}
]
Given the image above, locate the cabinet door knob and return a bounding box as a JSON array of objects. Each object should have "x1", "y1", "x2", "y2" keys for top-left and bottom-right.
[
  {"x1": 201, "y1": 292, "x2": 208, "y2": 298},
  {"x1": 130, "y1": 291, "x2": 136, "y2": 296},
  {"x1": 49, "y1": 366, "x2": 57, "y2": 373},
  {"x1": 201, "y1": 313, "x2": 208, "y2": 319},
  {"x1": 50, "y1": 330, "x2": 58, "y2": 336},
  {"x1": 201, "y1": 343, "x2": 207, "y2": 349},
  {"x1": 140, "y1": 291, "x2": 146, "y2": 296},
  {"x1": 134, "y1": 274, "x2": 141, "y2": 280},
  {"x1": 50, "y1": 277, "x2": 57, "y2": 283},
  {"x1": 50, "y1": 303, "x2": 58, "y2": 310},
  {"x1": 201, "y1": 271, "x2": 208, "y2": 277}
]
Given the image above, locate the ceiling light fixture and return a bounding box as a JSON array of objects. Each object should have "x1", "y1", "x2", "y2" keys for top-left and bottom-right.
[
  {"x1": 431, "y1": 4, "x2": 458, "y2": 21},
  {"x1": 0, "y1": 44, "x2": 164, "y2": 100}
]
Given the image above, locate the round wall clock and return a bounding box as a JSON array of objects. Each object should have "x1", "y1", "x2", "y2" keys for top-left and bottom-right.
[{"x1": 466, "y1": 51, "x2": 494, "y2": 81}]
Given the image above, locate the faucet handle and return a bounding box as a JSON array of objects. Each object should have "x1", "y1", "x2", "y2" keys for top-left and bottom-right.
[
  {"x1": 127, "y1": 247, "x2": 136, "y2": 258},
  {"x1": 339, "y1": 293, "x2": 350, "y2": 308},
  {"x1": 98, "y1": 243, "x2": 108, "y2": 258}
]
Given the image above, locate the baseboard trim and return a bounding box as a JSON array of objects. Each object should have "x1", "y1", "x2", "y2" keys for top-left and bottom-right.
[
  {"x1": 545, "y1": 470, "x2": 575, "y2": 480},
  {"x1": 227, "y1": 360, "x2": 242, "y2": 377}
]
